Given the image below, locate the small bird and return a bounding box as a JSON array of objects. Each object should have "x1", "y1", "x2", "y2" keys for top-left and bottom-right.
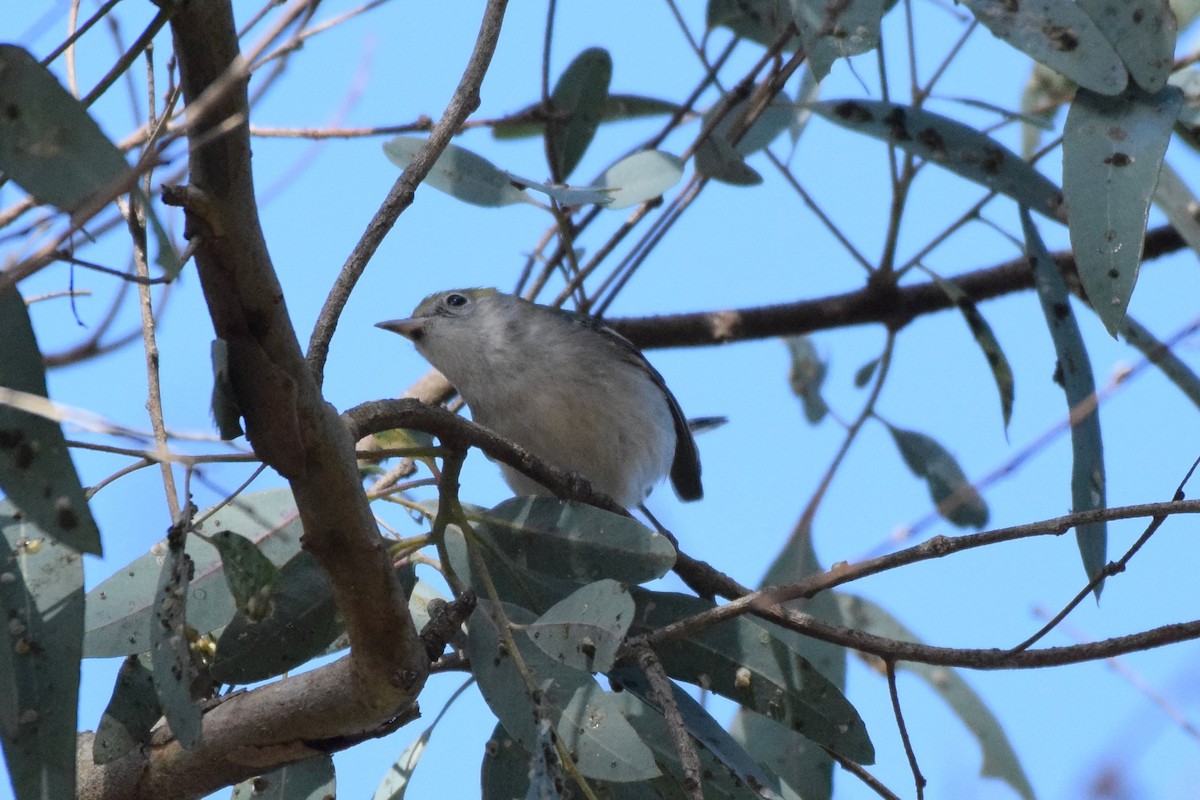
[{"x1": 377, "y1": 288, "x2": 703, "y2": 508}]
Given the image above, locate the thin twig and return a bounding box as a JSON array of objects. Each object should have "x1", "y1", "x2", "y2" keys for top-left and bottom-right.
[
  {"x1": 306, "y1": 0, "x2": 511, "y2": 386},
  {"x1": 887, "y1": 659, "x2": 926, "y2": 799}
]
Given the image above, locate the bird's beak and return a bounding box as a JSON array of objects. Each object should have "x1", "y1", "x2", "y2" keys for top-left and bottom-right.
[{"x1": 376, "y1": 317, "x2": 424, "y2": 340}]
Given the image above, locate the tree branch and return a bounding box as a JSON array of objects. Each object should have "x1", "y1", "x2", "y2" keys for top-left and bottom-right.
[{"x1": 607, "y1": 224, "x2": 1188, "y2": 350}]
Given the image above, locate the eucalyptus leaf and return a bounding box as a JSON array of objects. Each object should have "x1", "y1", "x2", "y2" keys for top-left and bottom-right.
[
  {"x1": 695, "y1": 98, "x2": 798, "y2": 185},
  {"x1": 383, "y1": 137, "x2": 532, "y2": 207},
  {"x1": 610, "y1": 667, "x2": 781, "y2": 799},
  {"x1": 492, "y1": 94, "x2": 680, "y2": 140},
  {"x1": 230, "y1": 754, "x2": 335, "y2": 800},
  {"x1": 1021, "y1": 209, "x2": 1107, "y2": 594},
  {"x1": 211, "y1": 552, "x2": 341, "y2": 685},
  {"x1": 85, "y1": 488, "x2": 303, "y2": 658},
  {"x1": 1078, "y1": 0, "x2": 1176, "y2": 92},
  {"x1": 788, "y1": 0, "x2": 887, "y2": 80},
  {"x1": 926, "y1": 273, "x2": 1015, "y2": 431},
  {"x1": 0, "y1": 45, "x2": 133, "y2": 213},
  {"x1": 632, "y1": 589, "x2": 872, "y2": 763},
  {"x1": 0, "y1": 284, "x2": 102, "y2": 555},
  {"x1": 810, "y1": 100, "x2": 1065, "y2": 220},
  {"x1": 210, "y1": 339, "x2": 243, "y2": 440},
  {"x1": 959, "y1": 0, "x2": 1127, "y2": 95},
  {"x1": 1063, "y1": 84, "x2": 1182, "y2": 335},
  {"x1": 547, "y1": 48, "x2": 613, "y2": 179},
  {"x1": 469, "y1": 602, "x2": 660, "y2": 782},
  {"x1": 594, "y1": 150, "x2": 685, "y2": 210},
  {"x1": 707, "y1": 0, "x2": 798, "y2": 50},
  {"x1": 0, "y1": 501, "x2": 84, "y2": 800},
  {"x1": 885, "y1": 423, "x2": 989, "y2": 529},
  {"x1": 523, "y1": 579, "x2": 633, "y2": 673},
  {"x1": 206, "y1": 530, "x2": 279, "y2": 622},
  {"x1": 838, "y1": 594, "x2": 1035, "y2": 800},
  {"x1": 93, "y1": 654, "x2": 160, "y2": 765},
  {"x1": 729, "y1": 518, "x2": 846, "y2": 800},
  {"x1": 149, "y1": 528, "x2": 201, "y2": 749},
  {"x1": 784, "y1": 336, "x2": 829, "y2": 424}
]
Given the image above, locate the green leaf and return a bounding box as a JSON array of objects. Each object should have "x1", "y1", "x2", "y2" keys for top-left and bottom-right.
[
  {"x1": 1021, "y1": 209, "x2": 1107, "y2": 594},
  {"x1": 0, "y1": 45, "x2": 133, "y2": 213},
  {"x1": 85, "y1": 488, "x2": 302, "y2": 658},
  {"x1": 0, "y1": 284, "x2": 102, "y2": 555},
  {"x1": 1152, "y1": 161, "x2": 1200, "y2": 259},
  {"x1": 454, "y1": 497, "x2": 676, "y2": 605},
  {"x1": 1169, "y1": 67, "x2": 1200, "y2": 151},
  {"x1": 149, "y1": 527, "x2": 202, "y2": 749},
  {"x1": 0, "y1": 501, "x2": 84, "y2": 800},
  {"x1": 231, "y1": 754, "x2": 335, "y2": 800},
  {"x1": 1063, "y1": 84, "x2": 1182, "y2": 335},
  {"x1": 810, "y1": 100, "x2": 1065, "y2": 220},
  {"x1": 93, "y1": 654, "x2": 160, "y2": 765},
  {"x1": 837, "y1": 594, "x2": 1036, "y2": 800},
  {"x1": 1121, "y1": 314, "x2": 1200, "y2": 410},
  {"x1": 926, "y1": 273, "x2": 1015, "y2": 431},
  {"x1": 609, "y1": 667, "x2": 781, "y2": 799},
  {"x1": 729, "y1": 517, "x2": 847, "y2": 799},
  {"x1": 854, "y1": 356, "x2": 880, "y2": 388},
  {"x1": 594, "y1": 150, "x2": 685, "y2": 210},
  {"x1": 206, "y1": 530, "x2": 279, "y2": 622},
  {"x1": 695, "y1": 98, "x2": 799, "y2": 185},
  {"x1": 788, "y1": 0, "x2": 887, "y2": 81},
  {"x1": 501, "y1": 172, "x2": 614, "y2": 207},
  {"x1": 707, "y1": 0, "x2": 798, "y2": 49},
  {"x1": 1078, "y1": 0, "x2": 1176, "y2": 92},
  {"x1": 210, "y1": 339, "x2": 243, "y2": 440},
  {"x1": 492, "y1": 94, "x2": 680, "y2": 140},
  {"x1": 382, "y1": 137, "x2": 532, "y2": 207},
  {"x1": 523, "y1": 579, "x2": 633, "y2": 673},
  {"x1": 784, "y1": 336, "x2": 829, "y2": 424},
  {"x1": 885, "y1": 423, "x2": 989, "y2": 528},
  {"x1": 210, "y1": 552, "x2": 341, "y2": 685},
  {"x1": 958, "y1": 0, "x2": 1128, "y2": 95},
  {"x1": 632, "y1": 589, "x2": 872, "y2": 763},
  {"x1": 548, "y1": 48, "x2": 613, "y2": 180},
  {"x1": 469, "y1": 602, "x2": 660, "y2": 782}
]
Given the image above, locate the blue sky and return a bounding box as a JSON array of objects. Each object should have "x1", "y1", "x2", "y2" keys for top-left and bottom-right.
[{"x1": 6, "y1": 1, "x2": 1200, "y2": 798}]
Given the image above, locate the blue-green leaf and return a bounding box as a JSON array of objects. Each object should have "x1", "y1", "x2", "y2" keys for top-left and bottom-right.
[
  {"x1": 492, "y1": 94, "x2": 679, "y2": 140},
  {"x1": 548, "y1": 48, "x2": 612, "y2": 180},
  {"x1": 926, "y1": 273, "x2": 1015, "y2": 431},
  {"x1": 150, "y1": 527, "x2": 202, "y2": 749},
  {"x1": 93, "y1": 654, "x2": 160, "y2": 765},
  {"x1": 1021, "y1": 208, "x2": 1107, "y2": 594},
  {"x1": 0, "y1": 45, "x2": 133, "y2": 213},
  {"x1": 231, "y1": 754, "x2": 335, "y2": 800},
  {"x1": 594, "y1": 150, "x2": 684, "y2": 210},
  {"x1": 707, "y1": 0, "x2": 797, "y2": 49},
  {"x1": 383, "y1": 137, "x2": 532, "y2": 207},
  {"x1": 633, "y1": 589, "x2": 872, "y2": 763},
  {"x1": 0, "y1": 285, "x2": 102, "y2": 555},
  {"x1": 837, "y1": 594, "x2": 1035, "y2": 800},
  {"x1": 0, "y1": 502, "x2": 84, "y2": 800},
  {"x1": 809, "y1": 100, "x2": 1065, "y2": 220},
  {"x1": 85, "y1": 488, "x2": 302, "y2": 658},
  {"x1": 1078, "y1": 0, "x2": 1176, "y2": 92},
  {"x1": 469, "y1": 602, "x2": 660, "y2": 782},
  {"x1": 524, "y1": 579, "x2": 633, "y2": 673},
  {"x1": 210, "y1": 552, "x2": 340, "y2": 685},
  {"x1": 788, "y1": 0, "x2": 887, "y2": 81},
  {"x1": 959, "y1": 0, "x2": 1128, "y2": 95},
  {"x1": 784, "y1": 336, "x2": 829, "y2": 424},
  {"x1": 886, "y1": 423, "x2": 989, "y2": 529},
  {"x1": 1063, "y1": 84, "x2": 1182, "y2": 335}
]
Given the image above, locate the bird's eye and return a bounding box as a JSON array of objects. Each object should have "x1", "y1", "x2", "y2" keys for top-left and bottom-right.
[{"x1": 444, "y1": 293, "x2": 469, "y2": 309}]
